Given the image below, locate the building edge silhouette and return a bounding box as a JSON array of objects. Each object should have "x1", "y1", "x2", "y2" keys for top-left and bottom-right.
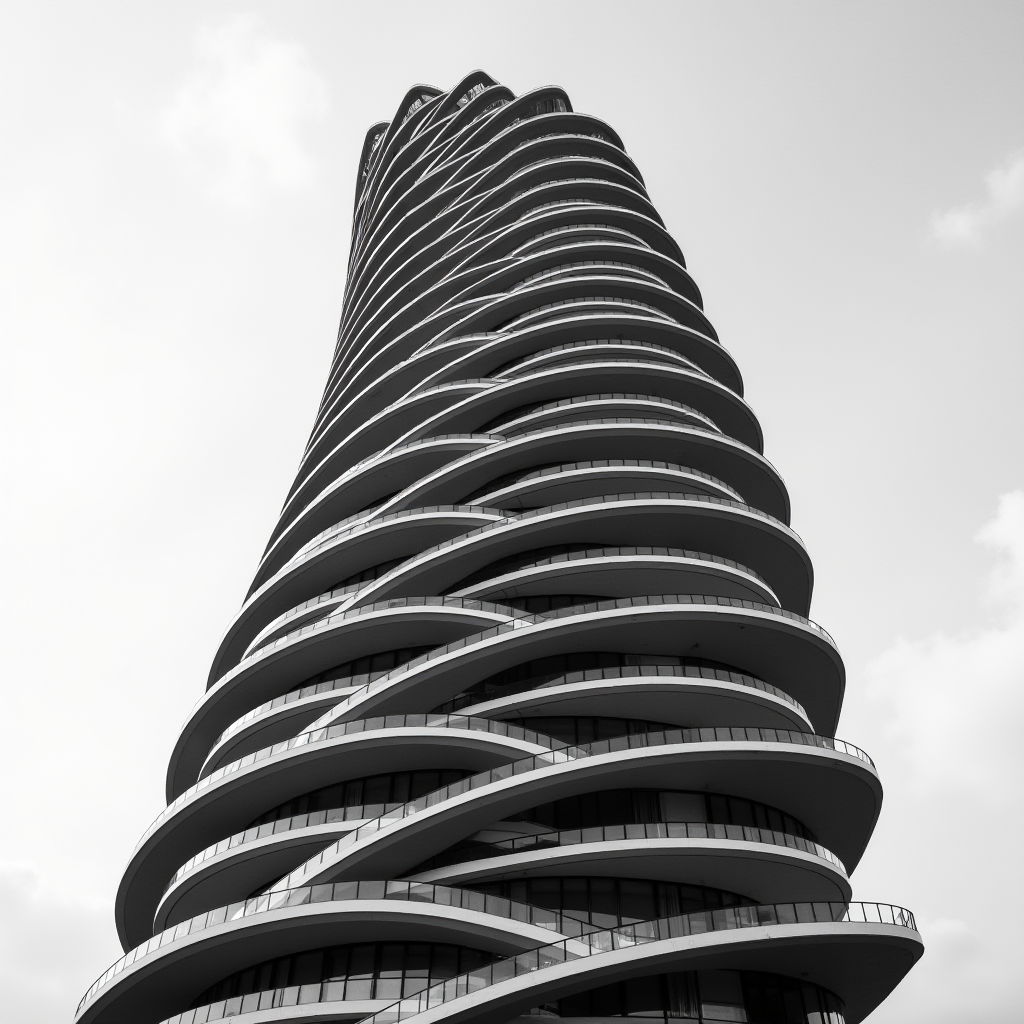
[{"x1": 76, "y1": 72, "x2": 922, "y2": 1024}]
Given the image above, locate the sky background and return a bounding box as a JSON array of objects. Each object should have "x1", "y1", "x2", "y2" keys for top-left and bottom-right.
[{"x1": 1, "y1": 2, "x2": 1021, "y2": 1021}]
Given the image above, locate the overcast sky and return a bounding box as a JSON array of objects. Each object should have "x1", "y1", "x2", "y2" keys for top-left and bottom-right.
[{"x1": 1, "y1": 3, "x2": 1021, "y2": 1021}]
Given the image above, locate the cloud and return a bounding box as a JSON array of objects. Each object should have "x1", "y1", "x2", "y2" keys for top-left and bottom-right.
[
  {"x1": 929, "y1": 150, "x2": 1024, "y2": 247},
  {"x1": 0, "y1": 863, "x2": 121, "y2": 1024},
  {"x1": 866, "y1": 490, "x2": 1024, "y2": 794},
  {"x1": 858, "y1": 491, "x2": 1024, "y2": 1021},
  {"x1": 159, "y1": 13, "x2": 328, "y2": 206}
]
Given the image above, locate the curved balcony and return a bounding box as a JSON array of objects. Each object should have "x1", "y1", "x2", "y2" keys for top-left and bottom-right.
[
  {"x1": 82, "y1": 881, "x2": 602, "y2": 1024},
  {"x1": 435, "y1": 662, "x2": 810, "y2": 732},
  {"x1": 339, "y1": 493, "x2": 810, "y2": 614},
  {"x1": 260, "y1": 434, "x2": 506, "y2": 571},
  {"x1": 188, "y1": 502, "x2": 819, "y2": 791},
  {"x1": 487, "y1": 394, "x2": 723, "y2": 435},
  {"x1": 127, "y1": 716, "x2": 874, "y2": 949},
  {"x1": 446, "y1": 545, "x2": 780, "y2": 606},
  {"x1": 468, "y1": 460, "x2": 746, "y2": 508},
  {"x1": 349, "y1": 163, "x2": 660, "y2": 349},
  {"x1": 309, "y1": 594, "x2": 840, "y2": 733},
  {"x1": 385, "y1": 421, "x2": 789, "y2": 523},
  {"x1": 221, "y1": 505, "x2": 505, "y2": 681},
  {"x1": 322, "y1": 306, "x2": 742, "y2": 448},
  {"x1": 262, "y1": 417, "x2": 790, "y2": 585},
  {"x1": 289, "y1": 380, "x2": 496, "y2": 503},
  {"x1": 148, "y1": 903, "x2": 920, "y2": 1024},
  {"x1": 123, "y1": 714, "x2": 575, "y2": 947},
  {"x1": 317, "y1": 343, "x2": 744, "y2": 478},
  {"x1": 330, "y1": 235, "x2": 702, "y2": 412},
  {"x1": 172, "y1": 598, "x2": 528, "y2": 800},
  {"x1": 266, "y1": 725, "x2": 876, "y2": 895},
  {"x1": 410, "y1": 819, "x2": 851, "y2": 906}
]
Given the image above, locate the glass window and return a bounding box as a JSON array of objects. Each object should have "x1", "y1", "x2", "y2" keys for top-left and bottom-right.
[
  {"x1": 619, "y1": 880, "x2": 657, "y2": 924},
  {"x1": 535, "y1": 970, "x2": 844, "y2": 1023},
  {"x1": 190, "y1": 942, "x2": 496, "y2": 1010},
  {"x1": 660, "y1": 793, "x2": 706, "y2": 823},
  {"x1": 291, "y1": 951, "x2": 321, "y2": 986},
  {"x1": 699, "y1": 971, "x2": 747, "y2": 1021}
]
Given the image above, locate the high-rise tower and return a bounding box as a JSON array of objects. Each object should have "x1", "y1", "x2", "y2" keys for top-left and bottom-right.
[{"x1": 76, "y1": 73, "x2": 922, "y2": 1024}]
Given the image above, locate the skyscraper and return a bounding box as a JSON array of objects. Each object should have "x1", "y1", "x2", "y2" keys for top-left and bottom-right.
[{"x1": 76, "y1": 72, "x2": 922, "y2": 1024}]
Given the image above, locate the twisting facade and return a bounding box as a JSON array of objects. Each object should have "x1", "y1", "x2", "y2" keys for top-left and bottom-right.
[{"x1": 77, "y1": 73, "x2": 922, "y2": 1024}]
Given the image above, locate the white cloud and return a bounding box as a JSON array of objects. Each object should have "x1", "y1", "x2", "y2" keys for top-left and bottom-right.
[
  {"x1": 857, "y1": 490, "x2": 1024, "y2": 1021},
  {"x1": 159, "y1": 13, "x2": 328, "y2": 206},
  {"x1": 0, "y1": 863, "x2": 121, "y2": 1024},
  {"x1": 865, "y1": 490, "x2": 1024, "y2": 794},
  {"x1": 929, "y1": 150, "x2": 1024, "y2": 247}
]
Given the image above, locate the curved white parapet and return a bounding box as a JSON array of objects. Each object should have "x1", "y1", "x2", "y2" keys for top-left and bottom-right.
[{"x1": 78, "y1": 73, "x2": 922, "y2": 1024}]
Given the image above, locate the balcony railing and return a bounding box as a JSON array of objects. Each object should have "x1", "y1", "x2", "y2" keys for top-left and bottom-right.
[
  {"x1": 272, "y1": 725, "x2": 872, "y2": 893},
  {"x1": 433, "y1": 662, "x2": 806, "y2": 719},
  {"x1": 421, "y1": 820, "x2": 846, "y2": 874},
  {"x1": 146, "y1": 717, "x2": 871, "y2": 868},
  {"x1": 78, "y1": 880, "x2": 601, "y2": 1015},
  {"x1": 150, "y1": 902, "x2": 916, "y2": 1024}
]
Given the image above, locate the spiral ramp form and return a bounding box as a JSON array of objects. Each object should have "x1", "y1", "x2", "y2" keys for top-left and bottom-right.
[{"x1": 76, "y1": 73, "x2": 922, "y2": 1024}]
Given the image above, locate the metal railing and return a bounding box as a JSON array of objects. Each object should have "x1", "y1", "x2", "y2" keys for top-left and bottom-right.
[
  {"x1": 152, "y1": 902, "x2": 916, "y2": 1024},
  {"x1": 78, "y1": 880, "x2": 601, "y2": 1015},
  {"x1": 238, "y1": 597, "x2": 525, "y2": 666},
  {"x1": 420, "y1": 820, "x2": 846, "y2": 874},
  {"x1": 281, "y1": 504, "x2": 505, "y2": 574},
  {"x1": 272, "y1": 725, "x2": 872, "y2": 893},
  {"x1": 317, "y1": 589, "x2": 832, "y2": 720},
  {"x1": 143, "y1": 714, "x2": 570, "y2": 848},
  {"x1": 433, "y1": 662, "x2": 805, "y2": 718}
]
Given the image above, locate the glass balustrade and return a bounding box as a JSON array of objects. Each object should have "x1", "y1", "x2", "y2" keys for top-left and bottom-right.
[
  {"x1": 281, "y1": 504, "x2": 506, "y2": 575},
  {"x1": 324, "y1": 492, "x2": 797, "y2": 614},
  {"x1": 309, "y1": 591, "x2": 832, "y2": 702},
  {"x1": 433, "y1": 663, "x2": 805, "y2": 717},
  {"x1": 238, "y1": 596, "x2": 528, "y2": 666},
  {"x1": 165, "y1": 807, "x2": 377, "y2": 894},
  {"x1": 147, "y1": 713, "x2": 866, "y2": 863},
  {"x1": 78, "y1": 880, "x2": 603, "y2": 1014},
  {"x1": 262, "y1": 530, "x2": 783, "y2": 674},
  {"x1": 495, "y1": 459, "x2": 740, "y2": 498},
  {"x1": 493, "y1": 396, "x2": 721, "y2": 435},
  {"x1": 270, "y1": 726, "x2": 872, "y2": 893},
  {"x1": 461, "y1": 545, "x2": 772, "y2": 590},
  {"x1": 510, "y1": 261, "x2": 670, "y2": 293},
  {"x1": 419, "y1": 820, "x2": 845, "y2": 874},
  {"x1": 513, "y1": 224, "x2": 652, "y2": 255},
  {"x1": 149, "y1": 902, "x2": 916, "y2": 1024},
  {"x1": 145, "y1": 714, "x2": 573, "y2": 846}
]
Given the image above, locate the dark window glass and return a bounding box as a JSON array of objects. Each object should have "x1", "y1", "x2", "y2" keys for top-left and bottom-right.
[
  {"x1": 329, "y1": 557, "x2": 407, "y2": 589},
  {"x1": 247, "y1": 768, "x2": 474, "y2": 828},
  {"x1": 191, "y1": 943, "x2": 496, "y2": 1008},
  {"x1": 665, "y1": 971, "x2": 700, "y2": 1018},
  {"x1": 432, "y1": 946, "x2": 458, "y2": 977},
  {"x1": 467, "y1": 878, "x2": 752, "y2": 929},
  {"x1": 728, "y1": 797, "x2": 755, "y2": 828},
  {"x1": 620, "y1": 879, "x2": 657, "y2": 923},
  {"x1": 505, "y1": 789, "x2": 815, "y2": 841},
  {"x1": 708, "y1": 795, "x2": 730, "y2": 825},
  {"x1": 435, "y1": 651, "x2": 756, "y2": 713},
  {"x1": 288, "y1": 645, "x2": 434, "y2": 695},
  {"x1": 292, "y1": 951, "x2": 322, "y2": 986},
  {"x1": 535, "y1": 970, "x2": 845, "y2": 1023},
  {"x1": 404, "y1": 945, "x2": 431, "y2": 977},
  {"x1": 378, "y1": 944, "x2": 404, "y2": 977}
]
